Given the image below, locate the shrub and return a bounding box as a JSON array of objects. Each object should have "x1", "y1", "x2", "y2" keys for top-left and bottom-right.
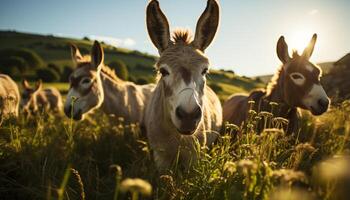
[
  {"x1": 136, "y1": 77, "x2": 148, "y2": 85},
  {"x1": 135, "y1": 63, "x2": 153, "y2": 71},
  {"x1": 36, "y1": 68, "x2": 60, "y2": 82},
  {"x1": 47, "y1": 63, "x2": 62, "y2": 74},
  {"x1": 0, "y1": 62, "x2": 20, "y2": 78},
  {"x1": 208, "y1": 82, "x2": 223, "y2": 93},
  {"x1": 61, "y1": 65, "x2": 74, "y2": 82},
  {"x1": 0, "y1": 48, "x2": 44, "y2": 68},
  {"x1": 109, "y1": 60, "x2": 128, "y2": 80},
  {"x1": 0, "y1": 56, "x2": 28, "y2": 72}
]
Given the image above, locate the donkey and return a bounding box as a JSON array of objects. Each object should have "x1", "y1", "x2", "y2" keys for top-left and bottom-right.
[
  {"x1": 144, "y1": 0, "x2": 223, "y2": 171},
  {"x1": 223, "y1": 34, "x2": 330, "y2": 134},
  {"x1": 21, "y1": 80, "x2": 63, "y2": 114},
  {"x1": 64, "y1": 41, "x2": 154, "y2": 124},
  {"x1": 0, "y1": 74, "x2": 20, "y2": 122}
]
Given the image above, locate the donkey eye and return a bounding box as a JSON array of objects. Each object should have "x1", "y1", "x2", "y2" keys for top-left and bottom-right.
[
  {"x1": 159, "y1": 68, "x2": 169, "y2": 76},
  {"x1": 202, "y1": 68, "x2": 208, "y2": 75},
  {"x1": 81, "y1": 78, "x2": 92, "y2": 85},
  {"x1": 291, "y1": 74, "x2": 303, "y2": 80}
]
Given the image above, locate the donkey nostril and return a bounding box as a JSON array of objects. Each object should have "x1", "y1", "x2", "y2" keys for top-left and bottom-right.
[
  {"x1": 193, "y1": 106, "x2": 202, "y2": 120},
  {"x1": 176, "y1": 107, "x2": 186, "y2": 120},
  {"x1": 64, "y1": 105, "x2": 72, "y2": 117},
  {"x1": 318, "y1": 98, "x2": 329, "y2": 109}
]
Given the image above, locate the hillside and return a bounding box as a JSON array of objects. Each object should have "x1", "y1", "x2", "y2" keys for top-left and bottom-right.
[{"x1": 0, "y1": 30, "x2": 264, "y2": 101}]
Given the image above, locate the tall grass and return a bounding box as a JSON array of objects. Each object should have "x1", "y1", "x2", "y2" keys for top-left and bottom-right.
[{"x1": 0, "y1": 101, "x2": 349, "y2": 199}]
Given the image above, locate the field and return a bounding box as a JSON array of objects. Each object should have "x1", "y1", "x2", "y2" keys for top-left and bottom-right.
[
  {"x1": 1, "y1": 31, "x2": 350, "y2": 200},
  {"x1": 0, "y1": 30, "x2": 264, "y2": 102},
  {"x1": 1, "y1": 96, "x2": 349, "y2": 200}
]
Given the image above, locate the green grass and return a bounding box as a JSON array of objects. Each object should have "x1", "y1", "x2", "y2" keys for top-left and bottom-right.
[{"x1": 0, "y1": 98, "x2": 349, "y2": 199}]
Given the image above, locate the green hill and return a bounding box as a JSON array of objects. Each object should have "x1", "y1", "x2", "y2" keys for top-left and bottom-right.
[{"x1": 0, "y1": 30, "x2": 263, "y2": 101}]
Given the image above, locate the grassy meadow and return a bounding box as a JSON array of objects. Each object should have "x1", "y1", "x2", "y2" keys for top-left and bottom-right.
[
  {"x1": 1, "y1": 31, "x2": 350, "y2": 200},
  {"x1": 1, "y1": 98, "x2": 349, "y2": 200}
]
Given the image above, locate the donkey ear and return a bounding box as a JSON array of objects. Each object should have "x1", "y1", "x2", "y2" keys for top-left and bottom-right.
[
  {"x1": 146, "y1": 0, "x2": 171, "y2": 53},
  {"x1": 70, "y1": 43, "x2": 83, "y2": 64},
  {"x1": 302, "y1": 33, "x2": 317, "y2": 60},
  {"x1": 22, "y1": 79, "x2": 30, "y2": 89},
  {"x1": 35, "y1": 80, "x2": 42, "y2": 91},
  {"x1": 91, "y1": 41, "x2": 104, "y2": 69},
  {"x1": 192, "y1": 0, "x2": 220, "y2": 52},
  {"x1": 276, "y1": 36, "x2": 291, "y2": 64}
]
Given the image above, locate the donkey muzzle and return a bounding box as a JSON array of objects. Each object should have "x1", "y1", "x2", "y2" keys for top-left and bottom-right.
[{"x1": 175, "y1": 106, "x2": 202, "y2": 135}]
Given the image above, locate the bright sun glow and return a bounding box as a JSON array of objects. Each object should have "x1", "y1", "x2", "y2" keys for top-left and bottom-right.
[{"x1": 288, "y1": 30, "x2": 314, "y2": 54}]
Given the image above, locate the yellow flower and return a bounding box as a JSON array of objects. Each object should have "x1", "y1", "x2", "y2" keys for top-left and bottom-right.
[{"x1": 120, "y1": 178, "x2": 152, "y2": 196}]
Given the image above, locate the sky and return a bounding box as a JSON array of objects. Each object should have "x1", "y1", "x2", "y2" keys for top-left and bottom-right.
[{"x1": 0, "y1": 0, "x2": 349, "y2": 76}]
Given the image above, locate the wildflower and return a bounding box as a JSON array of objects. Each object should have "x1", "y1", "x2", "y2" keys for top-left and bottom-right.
[
  {"x1": 237, "y1": 159, "x2": 258, "y2": 174},
  {"x1": 272, "y1": 169, "x2": 306, "y2": 184},
  {"x1": 261, "y1": 128, "x2": 284, "y2": 138},
  {"x1": 120, "y1": 178, "x2": 152, "y2": 196},
  {"x1": 272, "y1": 117, "x2": 289, "y2": 129},
  {"x1": 225, "y1": 122, "x2": 240, "y2": 131},
  {"x1": 248, "y1": 100, "x2": 255, "y2": 110},
  {"x1": 223, "y1": 161, "x2": 237, "y2": 175},
  {"x1": 110, "y1": 164, "x2": 123, "y2": 178},
  {"x1": 258, "y1": 111, "x2": 273, "y2": 118},
  {"x1": 118, "y1": 117, "x2": 124, "y2": 123},
  {"x1": 295, "y1": 143, "x2": 316, "y2": 153},
  {"x1": 270, "y1": 187, "x2": 315, "y2": 200},
  {"x1": 314, "y1": 155, "x2": 350, "y2": 182},
  {"x1": 269, "y1": 101, "x2": 279, "y2": 114}
]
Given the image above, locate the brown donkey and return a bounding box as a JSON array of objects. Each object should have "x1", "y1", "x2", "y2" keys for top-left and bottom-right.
[
  {"x1": 0, "y1": 74, "x2": 20, "y2": 122},
  {"x1": 223, "y1": 34, "x2": 330, "y2": 134},
  {"x1": 21, "y1": 80, "x2": 63, "y2": 114},
  {"x1": 144, "y1": 0, "x2": 222, "y2": 171},
  {"x1": 64, "y1": 41, "x2": 154, "y2": 123}
]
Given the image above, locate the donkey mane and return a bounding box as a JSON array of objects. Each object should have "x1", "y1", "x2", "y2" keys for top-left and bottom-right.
[
  {"x1": 266, "y1": 66, "x2": 283, "y2": 95},
  {"x1": 77, "y1": 58, "x2": 120, "y2": 82},
  {"x1": 172, "y1": 29, "x2": 192, "y2": 45}
]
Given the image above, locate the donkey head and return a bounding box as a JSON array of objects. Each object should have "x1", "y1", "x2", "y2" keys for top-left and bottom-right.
[
  {"x1": 146, "y1": 0, "x2": 220, "y2": 135},
  {"x1": 21, "y1": 79, "x2": 42, "y2": 112},
  {"x1": 276, "y1": 34, "x2": 330, "y2": 115},
  {"x1": 64, "y1": 41, "x2": 104, "y2": 120}
]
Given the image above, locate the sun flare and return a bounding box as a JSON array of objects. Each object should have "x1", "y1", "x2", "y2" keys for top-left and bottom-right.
[{"x1": 288, "y1": 30, "x2": 314, "y2": 54}]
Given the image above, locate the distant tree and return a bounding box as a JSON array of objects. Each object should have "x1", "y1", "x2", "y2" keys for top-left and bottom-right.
[
  {"x1": 0, "y1": 60, "x2": 21, "y2": 78},
  {"x1": 135, "y1": 63, "x2": 153, "y2": 71},
  {"x1": 36, "y1": 68, "x2": 60, "y2": 82},
  {"x1": 83, "y1": 36, "x2": 90, "y2": 41},
  {"x1": 0, "y1": 56, "x2": 28, "y2": 73},
  {"x1": 128, "y1": 75, "x2": 136, "y2": 83},
  {"x1": 136, "y1": 77, "x2": 148, "y2": 85},
  {"x1": 47, "y1": 63, "x2": 61, "y2": 74},
  {"x1": 0, "y1": 48, "x2": 44, "y2": 68},
  {"x1": 255, "y1": 77, "x2": 262, "y2": 83},
  {"x1": 109, "y1": 60, "x2": 128, "y2": 80},
  {"x1": 61, "y1": 65, "x2": 74, "y2": 82},
  {"x1": 208, "y1": 82, "x2": 223, "y2": 93}
]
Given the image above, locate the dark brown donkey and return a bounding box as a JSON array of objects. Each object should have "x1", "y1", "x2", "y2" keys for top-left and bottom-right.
[{"x1": 223, "y1": 34, "x2": 330, "y2": 134}]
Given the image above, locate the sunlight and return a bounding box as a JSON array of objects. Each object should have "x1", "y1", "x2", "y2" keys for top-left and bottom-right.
[{"x1": 288, "y1": 30, "x2": 314, "y2": 54}]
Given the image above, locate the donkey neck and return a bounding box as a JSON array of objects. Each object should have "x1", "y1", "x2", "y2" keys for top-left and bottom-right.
[
  {"x1": 265, "y1": 67, "x2": 285, "y2": 103},
  {"x1": 264, "y1": 67, "x2": 296, "y2": 117},
  {"x1": 149, "y1": 83, "x2": 182, "y2": 141},
  {"x1": 98, "y1": 71, "x2": 130, "y2": 119}
]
